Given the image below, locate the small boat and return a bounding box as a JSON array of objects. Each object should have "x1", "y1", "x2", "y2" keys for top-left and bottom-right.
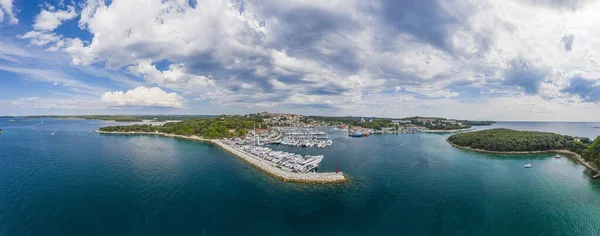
[
  {"x1": 524, "y1": 164, "x2": 532, "y2": 168},
  {"x1": 0, "y1": 129, "x2": 3, "y2": 133}
]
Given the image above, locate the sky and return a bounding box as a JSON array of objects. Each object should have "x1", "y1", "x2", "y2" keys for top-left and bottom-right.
[{"x1": 1, "y1": 0, "x2": 600, "y2": 121}]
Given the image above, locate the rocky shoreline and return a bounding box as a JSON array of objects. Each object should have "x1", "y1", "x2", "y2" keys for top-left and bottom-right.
[
  {"x1": 95, "y1": 131, "x2": 347, "y2": 184},
  {"x1": 446, "y1": 139, "x2": 600, "y2": 177}
]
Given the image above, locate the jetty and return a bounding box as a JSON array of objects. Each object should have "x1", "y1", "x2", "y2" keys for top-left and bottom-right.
[
  {"x1": 95, "y1": 130, "x2": 346, "y2": 184},
  {"x1": 593, "y1": 173, "x2": 600, "y2": 179},
  {"x1": 214, "y1": 140, "x2": 345, "y2": 183}
]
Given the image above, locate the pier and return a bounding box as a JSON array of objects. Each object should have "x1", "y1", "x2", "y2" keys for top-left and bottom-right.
[
  {"x1": 272, "y1": 127, "x2": 332, "y2": 148},
  {"x1": 214, "y1": 140, "x2": 346, "y2": 183},
  {"x1": 95, "y1": 131, "x2": 346, "y2": 184},
  {"x1": 593, "y1": 173, "x2": 600, "y2": 179}
]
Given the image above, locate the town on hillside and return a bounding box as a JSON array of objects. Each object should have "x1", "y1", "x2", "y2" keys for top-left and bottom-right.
[{"x1": 247, "y1": 112, "x2": 494, "y2": 143}]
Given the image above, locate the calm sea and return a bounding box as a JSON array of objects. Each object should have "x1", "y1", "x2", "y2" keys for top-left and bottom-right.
[{"x1": 1, "y1": 119, "x2": 599, "y2": 235}]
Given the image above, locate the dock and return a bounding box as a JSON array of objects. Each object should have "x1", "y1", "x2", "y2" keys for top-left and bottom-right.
[
  {"x1": 213, "y1": 140, "x2": 346, "y2": 183},
  {"x1": 95, "y1": 131, "x2": 346, "y2": 184}
]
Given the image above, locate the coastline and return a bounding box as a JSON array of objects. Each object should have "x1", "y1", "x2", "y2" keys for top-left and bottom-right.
[
  {"x1": 94, "y1": 130, "x2": 347, "y2": 184},
  {"x1": 423, "y1": 128, "x2": 475, "y2": 133},
  {"x1": 446, "y1": 139, "x2": 600, "y2": 176}
]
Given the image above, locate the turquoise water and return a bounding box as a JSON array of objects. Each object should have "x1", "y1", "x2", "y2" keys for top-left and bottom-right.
[{"x1": 1, "y1": 118, "x2": 600, "y2": 235}]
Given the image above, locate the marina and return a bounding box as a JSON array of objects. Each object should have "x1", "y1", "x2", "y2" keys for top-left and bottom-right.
[
  {"x1": 270, "y1": 127, "x2": 332, "y2": 148},
  {"x1": 215, "y1": 139, "x2": 346, "y2": 183},
  {"x1": 224, "y1": 139, "x2": 325, "y2": 173},
  {"x1": 95, "y1": 130, "x2": 346, "y2": 183},
  {"x1": 3, "y1": 118, "x2": 600, "y2": 235}
]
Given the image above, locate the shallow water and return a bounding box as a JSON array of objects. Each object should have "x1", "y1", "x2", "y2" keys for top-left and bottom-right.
[{"x1": 1, "y1": 119, "x2": 599, "y2": 235}]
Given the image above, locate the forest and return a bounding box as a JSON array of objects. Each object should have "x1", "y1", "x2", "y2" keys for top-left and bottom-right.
[
  {"x1": 448, "y1": 129, "x2": 600, "y2": 167},
  {"x1": 99, "y1": 116, "x2": 262, "y2": 139},
  {"x1": 448, "y1": 129, "x2": 571, "y2": 151}
]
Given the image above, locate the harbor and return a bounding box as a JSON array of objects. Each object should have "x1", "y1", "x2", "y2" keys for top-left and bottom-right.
[
  {"x1": 95, "y1": 130, "x2": 346, "y2": 183},
  {"x1": 214, "y1": 140, "x2": 346, "y2": 183},
  {"x1": 224, "y1": 139, "x2": 325, "y2": 173},
  {"x1": 5, "y1": 118, "x2": 600, "y2": 235},
  {"x1": 262, "y1": 127, "x2": 333, "y2": 148}
]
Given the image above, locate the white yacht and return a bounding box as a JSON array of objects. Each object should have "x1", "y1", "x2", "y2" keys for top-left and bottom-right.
[{"x1": 524, "y1": 164, "x2": 532, "y2": 168}]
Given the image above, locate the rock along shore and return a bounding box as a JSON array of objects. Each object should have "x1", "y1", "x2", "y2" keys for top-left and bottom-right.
[
  {"x1": 446, "y1": 139, "x2": 600, "y2": 177},
  {"x1": 95, "y1": 130, "x2": 347, "y2": 184}
]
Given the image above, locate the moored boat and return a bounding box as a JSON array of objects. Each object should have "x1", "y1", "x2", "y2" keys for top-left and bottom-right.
[
  {"x1": 524, "y1": 164, "x2": 532, "y2": 168},
  {"x1": 349, "y1": 131, "x2": 363, "y2": 137}
]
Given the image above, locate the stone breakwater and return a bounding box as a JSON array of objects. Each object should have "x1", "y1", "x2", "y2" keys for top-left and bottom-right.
[
  {"x1": 213, "y1": 140, "x2": 346, "y2": 183},
  {"x1": 447, "y1": 139, "x2": 600, "y2": 177},
  {"x1": 95, "y1": 131, "x2": 347, "y2": 184}
]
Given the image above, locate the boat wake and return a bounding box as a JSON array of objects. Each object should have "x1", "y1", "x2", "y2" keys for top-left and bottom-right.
[
  {"x1": 52, "y1": 129, "x2": 59, "y2": 136},
  {"x1": 31, "y1": 121, "x2": 45, "y2": 130}
]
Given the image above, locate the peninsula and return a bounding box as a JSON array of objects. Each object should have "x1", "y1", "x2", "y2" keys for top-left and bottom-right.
[
  {"x1": 96, "y1": 114, "x2": 346, "y2": 184},
  {"x1": 447, "y1": 129, "x2": 600, "y2": 176}
]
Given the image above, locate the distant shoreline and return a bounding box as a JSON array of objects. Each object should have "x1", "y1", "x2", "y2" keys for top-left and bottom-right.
[
  {"x1": 94, "y1": 131, "x2": 347, "y2": 184},
  {"x1": 446, "y1": 139, "x2": 600, "y2": 176},
  {"x1": 423, "y1": 128, "x2": 475, "y2": 133}
]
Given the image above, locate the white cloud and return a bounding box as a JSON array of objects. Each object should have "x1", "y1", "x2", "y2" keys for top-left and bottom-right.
[
  {"x1": 19, "y1": 31, "x2": 61, "y2": 46},
  {"x1": 33, "y1": 6, "x2": 77, "y2": 31},
  {"x1": 13, "y1": 0, "x2": 600, "y2": 120},
  {"x1": 0, "y1": 0, "x2": 17, "y2": 24},
  {"x1": 19, "y1": 6, "x2": 77, "y2": 47},
  {"x1": 127, "y1": 61, "x2": 215, "y2": 93},
  {"x1": 0, "y1": 64, "x2": 109, "y2": 95},
  {"x1": 5, "y1": 97, "x2": 99, "y2": 110},
  {"x1": 0, "y1": 37, "x2": 143, "y2": 96},
  {"x1": 101, "y1": 86, "x2": 184, "y2": 108}
]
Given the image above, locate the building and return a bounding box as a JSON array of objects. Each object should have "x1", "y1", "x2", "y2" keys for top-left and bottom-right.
[
  {"x1": 444, "y1": 120, "x2": 457, "y2": 124},
  {"x1": 416, "y1": 118, "x2": 438, "y2": 124},
  {"x1": 406, "y1": 126, "x2": 423, "y2": 133},
  {"x1": 392, "y1": 120, "x2": 411, "y2": 124}
]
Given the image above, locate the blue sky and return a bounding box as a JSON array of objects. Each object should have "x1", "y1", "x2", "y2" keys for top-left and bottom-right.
[{"x1": 1, "y1": 0, "x2": 600, "y2": 121}]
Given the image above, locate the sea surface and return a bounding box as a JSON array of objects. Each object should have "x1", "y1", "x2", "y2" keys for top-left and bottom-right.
[{"x1": 1, "y1": 119, "x2": 600, "y2": 235}]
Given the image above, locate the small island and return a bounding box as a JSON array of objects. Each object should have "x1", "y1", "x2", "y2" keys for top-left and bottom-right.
[{"x1": 447, "y1": 129, "x2": 600, "y2": 177}]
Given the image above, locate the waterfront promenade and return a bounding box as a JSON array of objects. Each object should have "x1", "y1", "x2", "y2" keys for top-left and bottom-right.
[{"x1": 95, "y1": 131, "x2": 346, "y2": 184}]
